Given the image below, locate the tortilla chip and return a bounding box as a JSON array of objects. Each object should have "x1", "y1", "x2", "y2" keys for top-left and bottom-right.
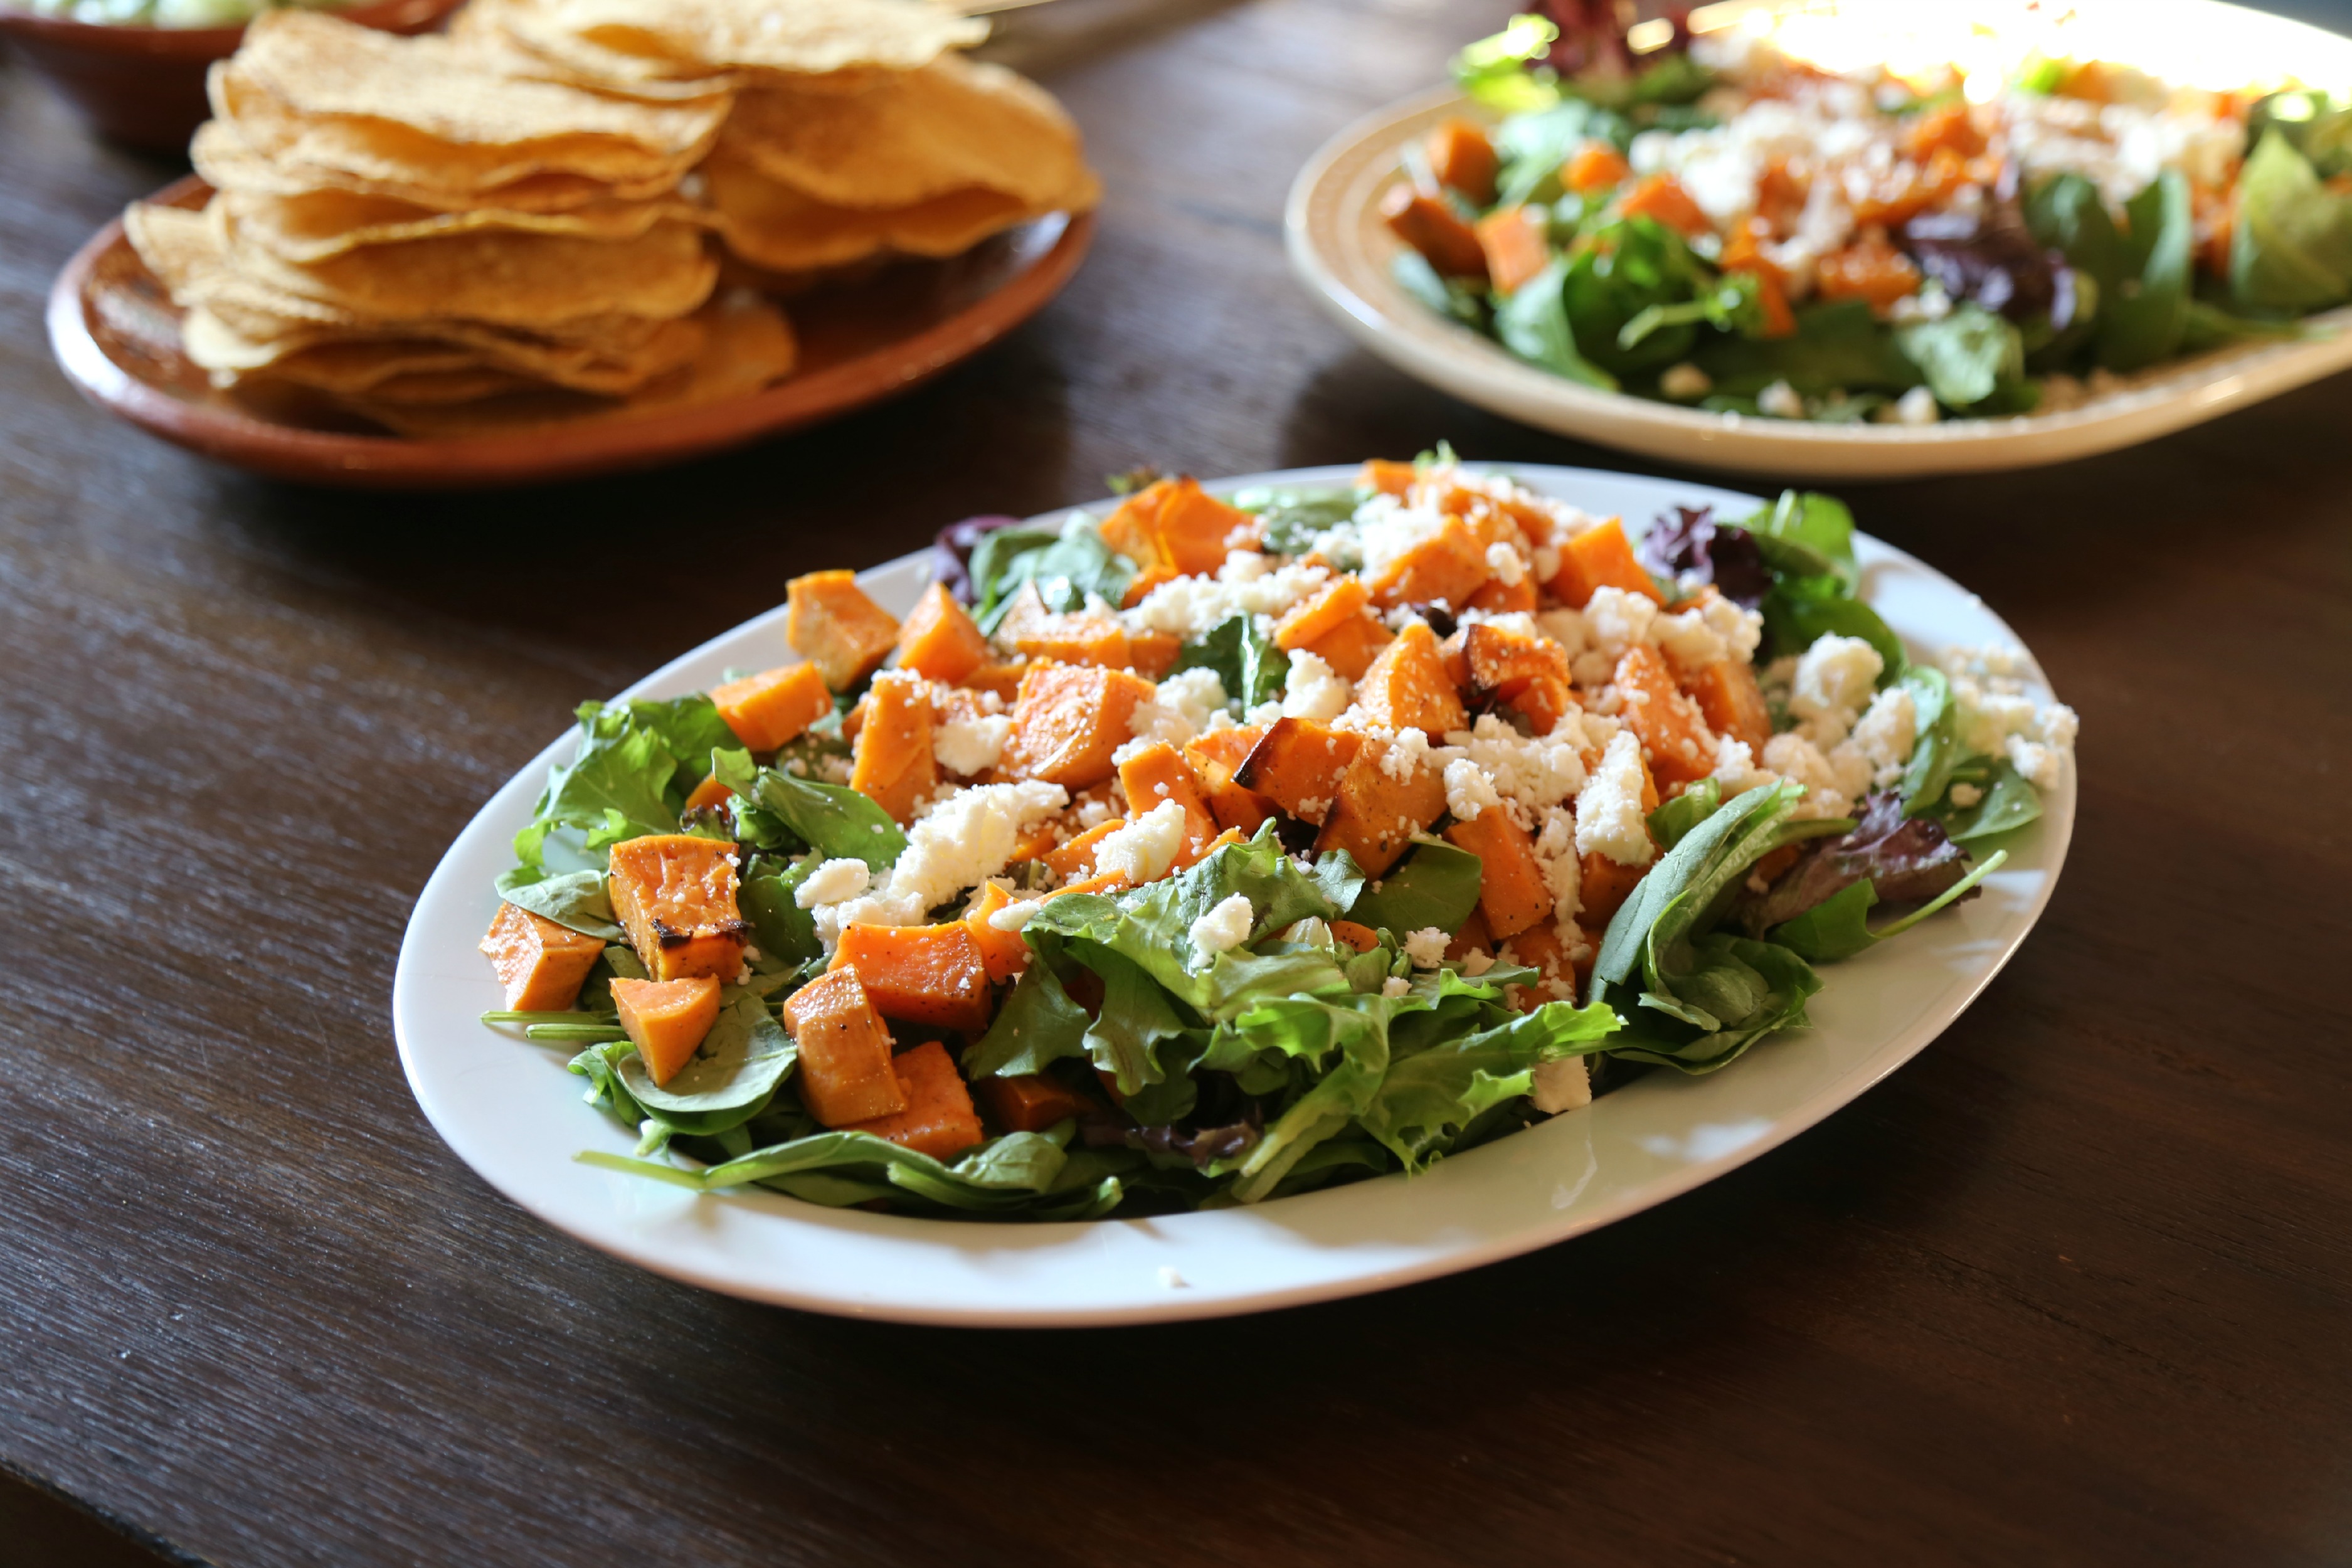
[
  {"x1": 704, "y1": 147, "x2": 1072, "y2": 270},
  {"x1": 219, "y1": 206, "x2": 718, "y2": 327},
  {"x1": 225, "y1": 187, "x2": 703, "y2": 263},
  {"x1": 191, "y1": 120, "x2": 684, "y2": 213},
  {"x1": 228, "y1": 11, "x2": 729, "y2": 157},
  {"x1": 520, "y1": 0, "x2": 982, "y2": 79},
  {"x1": 721, "y1": 55, "x2": 1084, "y2": 210},
  {"x1": 448, "y1": 7, "x2": 748, "y2": 101},
  {"x1": 182, "y1": 302, "x2": 707, "y2": 396}
]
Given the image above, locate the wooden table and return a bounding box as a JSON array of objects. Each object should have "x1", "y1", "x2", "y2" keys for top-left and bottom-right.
[{"x1": 4, "y1": 3, "x2": 2351, "y2": 1564}]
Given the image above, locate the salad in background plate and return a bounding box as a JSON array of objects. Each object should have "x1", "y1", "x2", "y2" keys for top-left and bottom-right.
[
  {"x1": 1383, "y1": 3, "x2": 2350, "y2": 424},
  {"x1": 474, "y1": 453, "x2": 2076, "y2": 1219}
]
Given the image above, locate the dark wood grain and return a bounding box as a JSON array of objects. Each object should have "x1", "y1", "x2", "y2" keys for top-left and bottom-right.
[{"x1": 4, "y1": 3, "x2": 2351, "y2": 1565}]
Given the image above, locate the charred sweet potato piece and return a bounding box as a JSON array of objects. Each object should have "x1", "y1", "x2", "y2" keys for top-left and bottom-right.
[
  {"x1": 1476, "y1": 205, "x2": 1552, "y2": 295},
  {"x1": 895, "y1": 581, "x2": 993, "y2": 685},
  {"x1": 1353, "y1": 622, "x2": 1468, "y2": 735},
  {"x1": 847, "y1": 1040, "x2": 984, "y2": 1160},
  {"x1": 1614, "y1": 645, "x2": 1717, "y2": 787},
  {"x1": 1380, "y1": 184, "x2": 1487, "y2": 280},
  {"x1": 609, "y1": 975, "x2": 721, "y2": 1088},
  {"x1": 997, "y1": 664, "x2": 1157, "y2": 790},
  {"x1": 831, "y1": 920, "x2": 993, "y2": 1036},
  {"x1": 1579, "y1": 849, "x2": 1648, "y2": 928},
  {"x1": 1234, "y1": 718, "x2": 1363, "y2": 825},
  {"x1": 1426, "y1": 117, "x2": 1499, "y2": 204},
  {"x1": 1042, "y1": 819, "x2": 1121, "y2": 882},
  {"x1": 1463, "y1": 622, "x2": 1578, "y2": 736},
  {"x1": 1444, "y1": 808, "x2": 1554, "y2": 940},
  {"x1": 961, "y1": 882, "x2": 1032, "y2": 983},
  {"x1": 1547, "y1": 517, "x2": 1665, "y2": 608},
  {"x1": 1100, "y1": 477, "x2": 1248, "y2": 580},
  {"x1": 786, "y1": 570, "x2": 899, "y2": 691},
  {"x1": 974, "y1": 1071, "x2": 1092, "y2": 1135},
  {"x1": 1118, "y1": 743, "x2": 1223, "y2": 869},
  {"x1": 607, "y1": 834, "x2": 748, "y2": 983},
  {"x1": 1184, "y1": 727, "x2": 1276, "y2": 835},
  {"x1": 1315, "y1": 738, "x2": 1448, "y2": 878},
  {"x1": 1682, "y1": 657, "x2": 1772, "y2": 752},
  {"x1": 480, "y1": 902, "x2": 605, "y2": 1012},
  {"x1": 1364, "y1": 515, "x2": 1489, "y2": 610},
  {"x1": 1274, "y1": 575, "x2": 1373, "y2": 651},
  {"x1": 996, "y1": 582, "x2": 1132, "y2": 669},
  {"x1": 710, "y1": 660, "x2": 832, "y2": 752},
  {"x1": 849, "y1": 670, "x2": 938, "y2": 824},
  {"x1": 783, "y1": 968, "x2": 906, "y2": 1126}
]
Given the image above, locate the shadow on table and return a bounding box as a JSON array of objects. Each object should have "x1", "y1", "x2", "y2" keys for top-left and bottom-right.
[{"x1": 0, "y1": 1463, "x2": 191, "y2": 1568}]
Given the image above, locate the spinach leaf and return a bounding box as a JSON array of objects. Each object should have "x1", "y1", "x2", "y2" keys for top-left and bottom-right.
[
  {"x1": 1618, "y1": 270, "x2": 1766, "y2": 353},
  {"x1": 1896, "y1": 667, "x2": 1961, "y2": 816},
  {"x1": 618, "y1": 994, "x2": 797, "y2": 1126},
  {"x1": 1646, "y1": 778, "x2": 1722, "y2": 851},
  {"x1": 512, "y1": 701, "x2": 689, "y2": 872},
  {"x1": 1761, "y1": 575, "x2": 1905, "y2": 681},
  {"x1": 1693, "y1": 299, "x2": 1926, "y2": 396},
  {"x1": 1896, "y1": 303, "x2": 2028, "y2": 408},
  {"x1": 1771, "y1": 849, "x2": 2007, "y2": 962},
  {"x1": 961, "y1": 960, "x2": 1093, "y2": 1079},
  {"x1": 2231, "y1": 130, "x2": 2352, "y2": 313},
  {"x1": 2100, "y1": 169, "x2": 2194, "y2": 371},
  {"x1": 2025, "y1": 171, "x2": 2124, "y2": 305},
  {"x1": 973, "y1": 514, "x2": 1137, "y2": 635},
  {"x1": 1562, "y1": 218, "x2": 1721, "y2": 376},
  {"x1": 1606, "y1": 933, "x2": 1820, "y2": 1073},
  {"x1": 738, "y1": 852, "x2": 824, "y2": 967},
  {"x1": 1934, "y1": 761, "x2": 2044, "y2": 841},
  {"x1": 1393, "y1": 250, "x2": 1491, "y2": 329},
  {"x1": 752, "y1": 768, "x2": 906, "y2": 870},
  {"x1": 1493, "y1": 257, "x2": 1620, "y2": 390},
  {"x1": 494, "y1": 867, "x2": 622, "y2": 940},
  {"x1": 1349, "y1": 838, "x2": 1483, "y2": 936},
  {"x1": 1173, "y1": 613, "x2": 1289, "y2": 712},
  {"x1": 1227, "y1": 484, "x2": 1360, "y2": 558},
  {"x1": 1741, "y1": 489, "x2": 1857, "y2": 582},
  {"x1": 1490, "y1": 98, "x2": 1632, "y2": 203},
  {"x1": 582, "y1": 1126, "x2": 1118, "y2": 1218}
]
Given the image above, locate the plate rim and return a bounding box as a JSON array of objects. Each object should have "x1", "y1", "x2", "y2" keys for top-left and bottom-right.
[
  {"x1": 47, "y1": 174, "x2": 1095, "y2": 491},
  {"x1": 391, "y1": 461, "x2": 2076, "y2": 1326},
  {"x1": 1282, "y1": 9, "x2": 2352, "y2": 480}
]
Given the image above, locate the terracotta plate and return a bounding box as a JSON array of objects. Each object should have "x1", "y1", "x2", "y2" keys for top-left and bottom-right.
[{"x1": 48, "y1": 175, "x2": 1095, "y2": 489}]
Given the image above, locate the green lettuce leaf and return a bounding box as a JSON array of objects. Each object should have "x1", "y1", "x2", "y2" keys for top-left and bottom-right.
[
  {"x1": 494, "y1": 866, "x2": 622, "y2": 940},
  {"x1": 1692, "y1": 299, "x2": 1925, "y2": 397},
  {"x1": 1357, "y1": 1000, "x2": 1619, "y2": 1170},
  {"x1": 1896, "y1": 303, "x2": 2030, "y2": 408},
  {"x1": 961, "y1": 959, "x2": 1093, "y2": 1079},
  {"x1": 512, "y1": 701, "x2": 692, "y2": 871},
  {"x1": 973, "y1": 513, "x2": 1138, "y2": 635},
  {"x1": 1771, "y1": 849, "x2": 2007, "y2": 962},
  {"x1": 2100, "y1": 169, "x2": 2194, "y2": 371},
  {"x1": 1761, "y1": 573, "x2": 1904, "y2": 682},
  {"x1": 2232, "y1": 129, "x2": 2352, "y2": 313}
]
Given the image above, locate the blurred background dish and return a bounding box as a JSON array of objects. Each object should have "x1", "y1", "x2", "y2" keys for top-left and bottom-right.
[{"x1": 0, "y1": 0, "x2": 457, "y2": 151}]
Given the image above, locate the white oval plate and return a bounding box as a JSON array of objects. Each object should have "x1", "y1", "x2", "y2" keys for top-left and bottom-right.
[
  {"x1": 1283, "y1": 0, "x2": 2352, "y2": 481},
  {"x1": 392, "y1": 464, "x2": 2074, "y2": 1325}
]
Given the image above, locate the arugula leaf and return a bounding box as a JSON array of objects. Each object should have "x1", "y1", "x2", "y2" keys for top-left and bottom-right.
[
  {"x1": 617, "y1": 994, "x2": 797, "y2": 1127},
  {"x1": 1173, "y1": 613, "x2": 1289, "y2": 712},
  {"x1": 1896, "y1": 303, "x2": 2028, "y2": 408},
  {"x1": 1771, "y1": 849, "x2": 2007, "y2": 962},
  {"x1": 1349, "y1": 838, "x2": 1483, "y2": 936},
  {"x1": 973, "y1": 514, "x2": 1138, "y2": 635},
  {"x1": 2100, "y1": 169, "x2": 2194, "y2": 371},
  {"x1": 1933, "y1": 760, "x2": 2044, "y2": 841},
  {"x1": 494, "y1": 867, "x2": 622, "y2": 940},
  {"x1": 751, "y1": 767, "x2": 906, "y2": 870},
  {"x1": 581, "y1": 1125, "x2": 1120, "y2": 1219},
  {"x1": 1227, "y1": 484, "x2": 1360, "y2": 558},
  {"x1": 512, "y1": 702, "x2": 690, "y2": 872},
  {"x1": 608, "y1": 697, "x2": 735, "y2": 788},
  {"x1": 1493, "y1": 257, "x2": 1621, "y2": 389},
  {"x1": 2232, "y1": 129, "x2": 2352, "y2": 314}
]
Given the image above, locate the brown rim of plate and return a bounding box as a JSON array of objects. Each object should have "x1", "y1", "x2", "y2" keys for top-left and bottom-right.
[{"x1": 49, "y1": 174, "x2": 1096, "y2": 490}]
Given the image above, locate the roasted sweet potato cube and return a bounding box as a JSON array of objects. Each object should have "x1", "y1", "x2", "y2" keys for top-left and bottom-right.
[
  {"x1": 1614, "y1": 645, "x2": 1718, "y2": 787},
  {"x1": 1100, "y1": 476, "x2": 1248, "y2": 579},
  {"x1": 710, "y1": 661, "x2": 832, "y2": 752},
  {"x1": 830, "y1": 920, "x2": 993, "y2": 1036},
  {"x1": 1120, "y1": 565, "x2": 1177, "y2": 610},
  {"x1": 1118, "y1": 743, "x2": 1222, "y2": 869},
  {"x1": 1444, "y1": 808, "x2": 1554, "y2": 940},
  {"x1": 997, "y1": 664, "x2": 1156, "y2": 790},
  {"x1": 1315, "y1": 738, "x2": 1447, "y2": 877},
  {"x1": 1301, "y1": 612, "x2": 1396, "y2": 682},
  {"x1": 1364, "y1": 515, "x2": 1490, "y2": 610},
  {"x1": 997, "y1": 581, "x2": 1132, "y2": 669},
  {"x1": 1359, "y1": 458, "x2": 1417, "y2": 497},
  {"x1": 1234, "y1": 718, "x2": 1364, "y2": 825},
  {"x1": 847, "y1": 1041, "x2": 985, "y2": 1160},
  {"x1": 1579, "y1": 849, "x2": 1648, "y2": 929},
  {"x1": 1330, "y1": 919, "x2": 1382, "y2": 953},
  {"x1": 974, "y1": 1071, "x2": 1092, "y2": 1135},
  {"x1": 961, "y1": 882, "x2": 1032, "y2": 983},
  {"x1": 1127, "y1": 630, "x2": 1183, "y2": 680},
  {"x1": 1275, "y1": 575, "x2": 1374, "y2": 651},
  {"x1": 1498, "y1": 923, "x2": 1575, "y2": 1013},
  {"x1": 1425, "y1": 117, "x2": 1499, "y2": 205},
  {"x1": 480, "y1": 902, "x2": 605, "y2": 1012},
  {"x1": 783, "y1": 968, "x2": 906, "y2": 1126},
  {"x1": 849, "y1": 670, "x2": 938, "y2": 824},
  {"x1": 1466, "y1": 571, "x2": 1540, "y2": 615},
  {"x1": 1184, "y1": 727, "x2": 1276, "y2": 835},
  {"x1": 609, "y1": 975, "x2": 721, "y2": 1088},
  {"x1": 1042, "y1": 819, "x2": 1121, "y2": 882},
  {"x1": 682, "y1": 773, "x2": 734, "y2": 815},
  {"x1": 1464, "y1": 622, "x2": 1579, "y2": 736},
  {"x1": 1353, "y1": 622, "x2": 1468, "y2": 735},
  {"x1": 1548, "y1": 518, "x2": 1665, "y2": 608},
  {"x1": 607, "y1": 834, "x2": 748, "y2": 983},
  {"x1": 1683, "y1": 657, "x2": 1772, "y2": 752},
  {"x1": 786, "y1": 570, "x2": 900, "y2": 691},
  {"x1": 963, "y1": 660, "x2": 1027, "y2": 700},
  {"x1": 1476, "y1": 204, "x2": 1552, "y2": 295},
  {"x1": 895, "y1": 581, "x2": 993, "y2": 685},
  {"x1": 1380, "y1": 184, "x2": 1487, "y2": 279},
  {"x1": 1446, "y1": 906, "x2": 1495, "y2": 962}
]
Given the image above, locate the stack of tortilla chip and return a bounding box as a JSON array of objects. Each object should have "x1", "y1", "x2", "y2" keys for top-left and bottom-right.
[
  {"x1": 456, "y1": 0, "x2": 1101, "y2": 275},
  {"x1": 125, "y1": 9, "x2": 797, "y2": 435}
]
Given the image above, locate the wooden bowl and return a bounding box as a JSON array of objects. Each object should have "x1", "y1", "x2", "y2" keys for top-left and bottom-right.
[
  {"x1": 48, "y1": 175, "x2": 1098, "y2": 488},
  {"x1": 0, "y1": 0, "x2": 459, "y2": 152}
]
